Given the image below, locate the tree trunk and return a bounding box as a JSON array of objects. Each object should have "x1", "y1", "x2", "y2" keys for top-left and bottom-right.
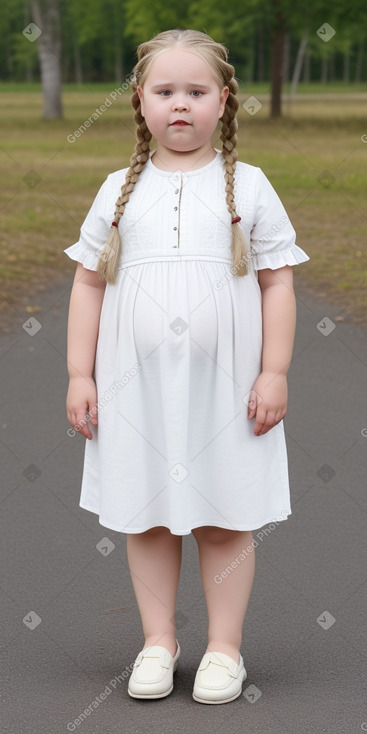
[
  {"x1": 290, "y1": 32, "x2": 308, "y2": 98},
  {"x1": 30, "y1": 0, "x2": 63, "y2": 118},
  {"x1": 270, "y1": 22, "x2": 286, "y2": 117}
]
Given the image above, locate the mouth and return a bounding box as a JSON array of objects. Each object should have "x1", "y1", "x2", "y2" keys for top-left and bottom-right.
[{"x1": 170, "y1": 120, "x2": 190, "y2": 126}]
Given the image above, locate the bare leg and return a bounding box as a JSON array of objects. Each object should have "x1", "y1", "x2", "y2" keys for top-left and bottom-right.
[
  {"x1": 126, "y1": 526, "x2": 182, "y2": 657},
  {"x1": 192, "y1": 527, "x2": 255, "y2": 664}
]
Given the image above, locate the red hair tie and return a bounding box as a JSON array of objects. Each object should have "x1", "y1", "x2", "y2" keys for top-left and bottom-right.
[
  {"x1": 111, "y1": 221, "x2": 118, "y2": 228},
  {"x1": 232, "y1": 216, "x2": 241, "y2": 224}
]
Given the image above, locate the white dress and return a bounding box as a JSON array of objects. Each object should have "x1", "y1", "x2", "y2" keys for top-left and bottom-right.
[{"x1": 64, "y1": 150, "x2": 309, "y2": 535}]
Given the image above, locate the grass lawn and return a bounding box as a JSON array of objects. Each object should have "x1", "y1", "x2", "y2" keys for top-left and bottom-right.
[{"x1": 1, "y1": 84, "x2": 367, "y2": 329}]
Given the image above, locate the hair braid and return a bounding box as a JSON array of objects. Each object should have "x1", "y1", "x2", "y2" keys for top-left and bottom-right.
[
  {"x1": 97, "y1": 87, "x2": 152, "y2": 283},
  {"x1": 220, "y1": 76, "x2": 248, "y2": 276}
]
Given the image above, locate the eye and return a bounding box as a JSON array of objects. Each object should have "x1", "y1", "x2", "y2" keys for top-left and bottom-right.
[
  {"x1": 158, "y1": 90, "x2": 172, "y2": 97},
  {"x1": 191, "y1": 90, "x2": 203, "y2": 97}
]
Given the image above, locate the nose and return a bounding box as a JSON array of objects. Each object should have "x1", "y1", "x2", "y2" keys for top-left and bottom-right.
[{"x1": 172, "y1": 95, "x2": 189, "y2": 112}]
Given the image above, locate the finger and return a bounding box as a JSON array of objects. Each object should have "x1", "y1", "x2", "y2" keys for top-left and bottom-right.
[
  {"x1": 265, "y1": 412, "x2": 277, "y2": 426},
  {"x1": 74, "y1": 410, "x2": 93, "y2": 440},
  {"x1": 259, "y1": 409, "x2": 284, "y2": 435},
  {"x1": 247, "y1": 399, "x2": 256, "y2": 419},
  {"x1": 247, "y1": 391, "x2": 260, "y2": 419},
  {"x1": 88, "y1": 403, "x2": 98, "y2": 426},
  {"x1": 254, "y1": 408, "x2": 278, "y2": 436},
  {"x1": 79, "y1": 424, "x2": 93, "y2": 440},
  {"x1": 253, "y1": 406, "x2": 267, "y2": 436},
  {"x1": 68, "y1": 410, "x2": 80, "y2": 431},
  {"x1": 75, "y1": 418, "x2": 93, "y2": 440}
]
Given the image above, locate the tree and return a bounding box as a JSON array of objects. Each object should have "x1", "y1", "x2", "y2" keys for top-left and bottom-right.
[
  {"x1": 124, "y1": 0, "x2": 192, "y2": 45},
  {"x1": 30, "y1": 0, "x2": 63, "y2": 118},
  {"x1": 290, "y1": 32, "x2": 309, "y2": 100},
  {"x1": 270, "y1": 0, "x2": 286, "y2": 117},
  {"x1": 0, "y1": 0, "x2": 366, "y2": 101}
]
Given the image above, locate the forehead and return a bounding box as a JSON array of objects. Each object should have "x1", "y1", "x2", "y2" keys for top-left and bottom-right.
[{"x1": 144, "y1": 47, "x2": 220, "y2": 86}]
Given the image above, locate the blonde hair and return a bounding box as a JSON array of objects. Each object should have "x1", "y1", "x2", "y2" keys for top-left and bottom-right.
[{"x1": 98, "y1": 28, "x2": 248, "y2": 283}]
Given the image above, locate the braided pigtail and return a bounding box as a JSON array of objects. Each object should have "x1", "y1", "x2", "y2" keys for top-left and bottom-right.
[
  {"x1": 97, "y1": 86, "x2": 152, "y2": 283},
  {"x1": 220, "y1": 76, "x2": 249, "y2": 276}
]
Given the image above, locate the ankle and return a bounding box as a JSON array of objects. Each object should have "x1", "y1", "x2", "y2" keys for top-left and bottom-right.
[
  {"x1": 206, "y1": 641, "x2": 241, "y2": 665},
  {"x1": 143, "y1": 633, "x2": 178, "y2": 657}
]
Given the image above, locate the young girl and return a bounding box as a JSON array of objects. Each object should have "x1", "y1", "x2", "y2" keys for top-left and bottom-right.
[{"x1": 65, "y1": 28, "x2": 309, "y2": 705}]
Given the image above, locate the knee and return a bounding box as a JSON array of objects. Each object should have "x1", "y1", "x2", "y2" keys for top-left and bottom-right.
[
  {"x1": 141, "y1": 525, "x2": 170, "y2": 538},
  {"x1": 193, "y1": 526, "x2": 243, "y2": 546}
]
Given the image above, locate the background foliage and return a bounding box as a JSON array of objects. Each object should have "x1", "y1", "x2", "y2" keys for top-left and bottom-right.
[{"x1": 0, "y1": 0, "x2": 366, "y2": 84}]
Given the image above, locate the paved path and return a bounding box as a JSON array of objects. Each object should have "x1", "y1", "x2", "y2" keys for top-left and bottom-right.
[{"x1": 1, "y1": 273, "x2": 367, "y2": 734}]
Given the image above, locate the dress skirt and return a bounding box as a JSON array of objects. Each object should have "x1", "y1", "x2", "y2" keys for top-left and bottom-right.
[{"x1": 78, "y1": 257, "x2": 292, "y2": 534}]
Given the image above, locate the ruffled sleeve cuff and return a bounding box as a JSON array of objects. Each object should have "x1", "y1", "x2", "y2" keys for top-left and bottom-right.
[
  {"x1": 63, "y1": 174, "x2": 116, "y2": 272},
  {"x1": 250, "y1": 243, "x2": 310, "y2": 271},
  {"x1": 64, "y1": 241, "x2": 100, "y2": 272}
]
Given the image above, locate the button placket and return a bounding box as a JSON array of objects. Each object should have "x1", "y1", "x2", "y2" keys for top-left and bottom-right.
[{"x1": 172, "y1": 172, "x2": 182, "y2": 248}]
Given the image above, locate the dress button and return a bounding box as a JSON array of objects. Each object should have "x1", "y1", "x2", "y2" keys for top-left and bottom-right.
[
  {"x1": 173, "y1": 227, "x2": 177, "y2": 231},
  {"x1": 175, "y1": 189, "x2": 179, "y2": 194},
  {"x1": 174, "y1": 206, "x2": 178, "y2": 211}
]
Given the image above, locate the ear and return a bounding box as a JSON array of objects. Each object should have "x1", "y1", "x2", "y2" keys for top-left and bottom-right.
[
  {"x1": 218, "y1": 86, "x2": 229, "y2": 119},
  {"x1": 137, "y1": 85, "x2": 144, "y2": 116}
]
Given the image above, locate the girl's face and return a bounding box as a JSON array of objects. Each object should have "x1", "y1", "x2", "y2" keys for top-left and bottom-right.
[{"x1": 137, "y1": 48, "x2": 229, "y2": 160}]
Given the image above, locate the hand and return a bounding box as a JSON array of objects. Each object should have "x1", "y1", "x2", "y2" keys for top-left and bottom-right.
[
  {"x1": 247, "y1": 371, "x2": 288, "y2": 436},
  {"x1": 66, "y1": 376, "x2": 98, "y2": 440}
]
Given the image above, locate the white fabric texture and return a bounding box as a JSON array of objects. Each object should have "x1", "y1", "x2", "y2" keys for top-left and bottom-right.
[{"x1": 64, "y1": 150, "x2": 309, "y2": 535}]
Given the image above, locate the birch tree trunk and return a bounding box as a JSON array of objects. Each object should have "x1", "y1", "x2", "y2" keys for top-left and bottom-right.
[
  {"x1": 290, "y1": 32, "x2": 309, "y2": 99},
  {"x1": 30, "y1": 0, "x2": 63, "y2": 118}
]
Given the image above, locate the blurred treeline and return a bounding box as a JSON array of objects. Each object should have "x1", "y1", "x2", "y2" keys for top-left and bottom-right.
[{"x1": 1, "y1": 0, "x2": 366, "y2": 84}]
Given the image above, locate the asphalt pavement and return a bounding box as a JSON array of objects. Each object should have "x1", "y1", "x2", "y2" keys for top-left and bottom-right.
[{"x1": 1, "y1": 271, "x2": 367, "y2": 734}]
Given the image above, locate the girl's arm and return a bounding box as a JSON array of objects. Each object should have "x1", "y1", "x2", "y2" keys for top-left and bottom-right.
[
  {"x1": 66, "y1": 262, "x2": 106, "y2": 440},
  {"x1": 248, "y1": 265, "x2": 296, "y2": 436}
]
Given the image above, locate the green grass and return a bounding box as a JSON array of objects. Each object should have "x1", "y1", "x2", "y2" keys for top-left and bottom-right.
[{"x1": 1, "y1": 86, "x2": 367, "y2": 328}]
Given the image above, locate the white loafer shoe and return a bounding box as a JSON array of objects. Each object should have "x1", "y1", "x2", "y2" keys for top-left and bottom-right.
[
  {"x1": 193, "y1": 651, "x2": 247, "y2": 704},
  {"x1": 128, "y1": 641, "x2": 180, "y2": 699}
]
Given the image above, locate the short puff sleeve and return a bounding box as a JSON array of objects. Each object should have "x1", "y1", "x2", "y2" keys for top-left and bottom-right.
[
  {"x1": 249, "y1": 168, "x2": 309, "y2": 270},
  {"x1": 64, "y1": 177, "x2": 111, "y2": 271}
]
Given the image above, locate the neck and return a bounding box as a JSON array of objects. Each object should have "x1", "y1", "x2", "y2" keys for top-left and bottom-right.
[{"x1": 151, "y1": 144, "x2": 217, "y2": 172}]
